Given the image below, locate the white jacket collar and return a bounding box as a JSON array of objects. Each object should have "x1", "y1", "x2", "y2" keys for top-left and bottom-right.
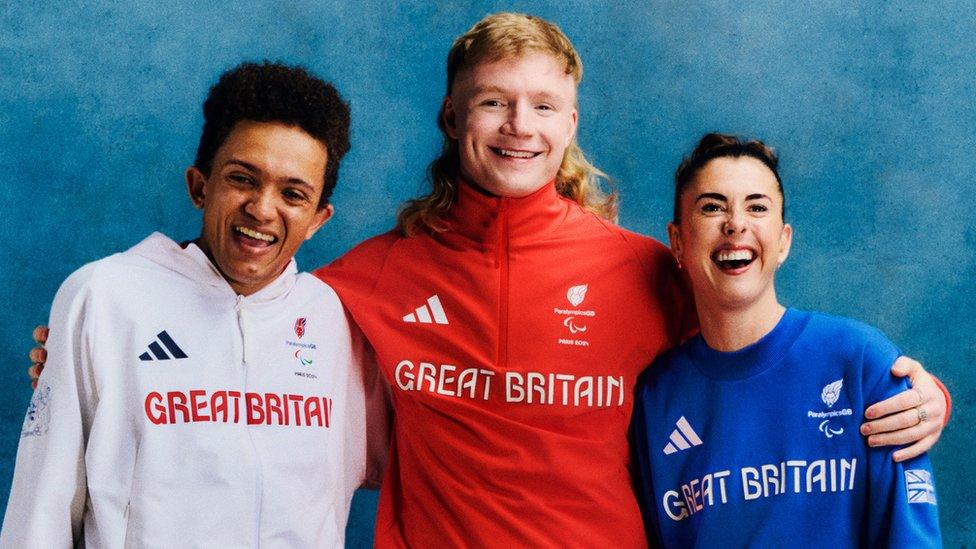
[{"x1": 128, "y1": 232, "x2": 298, "y2": 303}]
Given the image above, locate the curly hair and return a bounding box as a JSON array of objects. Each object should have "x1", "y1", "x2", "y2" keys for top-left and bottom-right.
[
  {"x1": 397, "y1": 13, "x2": 616, "y2": 235},
  {"x1": 194, "y1": 61, "x2": 351, "y2": 207},
  {"x1": 673, "y1": 133, "x2": 784, "y2": 224}
]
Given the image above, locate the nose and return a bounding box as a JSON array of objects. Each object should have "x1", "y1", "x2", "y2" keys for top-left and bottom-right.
[
  {"x1": 723, "y1": 208, "x2": 746, "y2": 236},
  {"x1": 501, "y1": 102, "x2": 533, "y2": 138},
  {"x1": 244, "y1": 186, "x2": 276, "y2": 222}
]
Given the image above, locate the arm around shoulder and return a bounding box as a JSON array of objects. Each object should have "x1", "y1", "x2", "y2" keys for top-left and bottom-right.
[
  {"x1": 1, "y1": 267, "x2": 99, "y2": 548},
  {"x1": 862, "y1": 355, "x2": 949, "y2": 461}
]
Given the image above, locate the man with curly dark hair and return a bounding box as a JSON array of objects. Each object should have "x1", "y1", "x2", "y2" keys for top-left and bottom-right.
[
  {"x1": 193, "y1": 61, "x2": 350, "y2": 208},
  {"x1": 3, "y1": 61, "x2": 385, "y2": 547}
]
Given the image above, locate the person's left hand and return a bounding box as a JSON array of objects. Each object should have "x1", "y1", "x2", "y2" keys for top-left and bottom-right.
[{"x1": 860, "y1": 356, "x2": 946, "y2": 462}]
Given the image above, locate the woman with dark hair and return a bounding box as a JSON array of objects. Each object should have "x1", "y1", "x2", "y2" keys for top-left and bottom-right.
[{"x1": 631, "y1": 133, "x2": 942, "y2": 547}]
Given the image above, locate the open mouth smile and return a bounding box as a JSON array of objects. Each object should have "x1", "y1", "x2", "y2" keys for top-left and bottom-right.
[
  {"x1": 234, "y1": 226, "x2": 277, "y2": 246},
  {"x1": 712, "y1": 248, "x2": 755, "y2": 271},
  {"x1": 489, "y1": 146, "x2": 541, "y2": 159}
]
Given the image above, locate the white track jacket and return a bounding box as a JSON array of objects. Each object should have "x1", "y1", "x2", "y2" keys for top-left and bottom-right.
[{"x1": 1, "y1": 233, "x2": 378, "y2": 548}]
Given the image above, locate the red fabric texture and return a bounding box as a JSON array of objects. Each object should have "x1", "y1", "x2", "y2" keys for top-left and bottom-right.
[{"x1": 317, "y1": 181, "x2": 694, "y2": 547}]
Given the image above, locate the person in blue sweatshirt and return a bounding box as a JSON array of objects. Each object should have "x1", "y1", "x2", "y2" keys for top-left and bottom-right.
[{"x1": 631, "y1": 133, "x2": 942, "y2": 547}]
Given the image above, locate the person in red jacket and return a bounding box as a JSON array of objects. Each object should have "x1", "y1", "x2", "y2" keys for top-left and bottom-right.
[
  {"x1": 29, "y1": 12, "x2": 949, "y2": 547},
  {"x1": 315, "y1": 12, "x2": 949, "y2": 548}
]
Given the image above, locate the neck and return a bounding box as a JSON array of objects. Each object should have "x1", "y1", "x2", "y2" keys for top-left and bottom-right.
[
  {"x1": 192, "y1": 237, "x2": 271, "y2": 297},
  {"x1": 695, "y1": 291, "x2": 785, "y2": 352}
]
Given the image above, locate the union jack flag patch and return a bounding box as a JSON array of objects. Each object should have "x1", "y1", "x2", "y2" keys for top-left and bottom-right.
[{"x1": 905, "y1": 469, "x2": 937, "y2": 505}]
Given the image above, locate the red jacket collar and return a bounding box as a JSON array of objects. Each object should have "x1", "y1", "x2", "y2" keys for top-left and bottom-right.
[{"x1": 443, "y1": 178, "x2": 574, "y2": 244}]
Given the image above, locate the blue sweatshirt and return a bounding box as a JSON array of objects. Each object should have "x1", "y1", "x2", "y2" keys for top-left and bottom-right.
[{"x1": 631, "y1": 308, "x2": 941, "y2": 548}]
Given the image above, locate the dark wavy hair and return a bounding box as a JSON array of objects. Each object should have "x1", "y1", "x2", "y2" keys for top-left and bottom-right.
[
  {"x1": 673, "y1": 133, "x2": 784, "y2": 224},
  {"x1": 193, "y1": 61, "x2": 350, "y2": 207}
]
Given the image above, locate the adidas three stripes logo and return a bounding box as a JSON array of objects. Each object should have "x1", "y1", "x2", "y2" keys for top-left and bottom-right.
[
  {"x1": 402, "y1": 295, "x2": 449, "y2": 325},
  {"x1": 663, "y1": 416, "x2": 703, "y2": 455},
  {"x1": 139, "y1": 331, "x2": 188, "y2": 361}
]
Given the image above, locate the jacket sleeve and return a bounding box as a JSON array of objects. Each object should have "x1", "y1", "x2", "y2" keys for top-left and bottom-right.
[
  {"x1": 342, "y1": 317, "x2": 391, "y2": 491},
  {"x1": 361, "y1": 340, "x2": 391, "y2": 489},
  {"x1": 862, "y1": 341, "x2": 942, "y2": 547},
  {"x1": 629, "y1": 376, "x2": 665, "y2": 548},
  {"x1": 867, "y1": 448, "x2": 942, "y2": 547},
  {"x1": 0, "y1": 267, "x2": 98, "y2": 548},
  {"x1": 620, "y1": 230, "x2": 699, "y2": 348}
]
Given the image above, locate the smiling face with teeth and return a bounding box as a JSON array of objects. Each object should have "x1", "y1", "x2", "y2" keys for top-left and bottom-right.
[
  {"x1": 668, "y1": 156, "x2": 792, "y2": 317},
  {"x1": 442, "y1": 52, "x2": 578, "y2": 198},
  {"x1": 185, "y1": 120, "x2": 333, "y2": 296}
]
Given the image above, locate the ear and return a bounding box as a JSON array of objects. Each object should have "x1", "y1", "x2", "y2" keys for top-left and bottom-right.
[
  {"x1": 185, "y1": 167, "x2": 207, "y2": 209},
  {"x1": 667, "y1": 221, "x2": 683, "y2": 266},
  {"x1": 442, "y1": 96, "x2": 458, "y2": 139},
  {"x1": 777, "y1": 223, "x2": 793, "y2": 266},
  {"x1": 304, "y1": 203, "x2": 334, "y2": 241},
  {"x1": 566, "y1": 107, "x2": 578, "y2": 147}
]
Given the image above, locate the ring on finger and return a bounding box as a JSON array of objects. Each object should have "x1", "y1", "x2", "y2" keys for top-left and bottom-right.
[{"x1": 916, "y1": 406, "x2": 928, "y2": 424}]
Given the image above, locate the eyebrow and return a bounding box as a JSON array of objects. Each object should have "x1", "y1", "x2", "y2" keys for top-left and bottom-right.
[
  {"x1": 223, "y1": 159, "x2": 315, "y2": 189},
  {"x1": 470, "y1": 86, "x2": 567, "y2": 104},
  {"x1": 470, "y1": 85, "x2": 508, "y2": 96},
  {"x1": 695, "y1": 192, "x2": 727, "y2": 203},
  {"x1": 695, "y1": 192, "x2": 771, "y2": 202}
]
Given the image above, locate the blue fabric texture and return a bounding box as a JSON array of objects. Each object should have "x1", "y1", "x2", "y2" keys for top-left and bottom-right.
[{"x1": 632, "y1": 309, "x2": 941, "y2": 547}]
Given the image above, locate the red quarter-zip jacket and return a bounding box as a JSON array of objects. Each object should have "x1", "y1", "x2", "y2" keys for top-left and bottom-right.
[{"x1": 317, "y1": 180, "x2": 695, "y2": 547}]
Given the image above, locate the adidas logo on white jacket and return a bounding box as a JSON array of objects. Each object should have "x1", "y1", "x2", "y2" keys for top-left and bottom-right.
[{"x1": 138, "y1": 330, "x2": 188, "y2": 361}]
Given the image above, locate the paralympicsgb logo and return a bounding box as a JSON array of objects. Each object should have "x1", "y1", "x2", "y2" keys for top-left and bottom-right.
[
  {"x1": 554, "y1": 284, "x2": 596, "y2": 347},
  {"x1": 294, "y1": 317, "x2": 307, "y2": 339},
  {"x1": 821, "y1": 379, "x2": 843, "y2": 407},
  {"x1": 808, "y1": 378, "x2": 853, "y2": 438},
  {"x1": 567, "y1": 284, "x2": 588, "y2": 307}
]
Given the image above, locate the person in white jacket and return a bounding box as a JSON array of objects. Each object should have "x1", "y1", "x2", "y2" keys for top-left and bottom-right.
[{"x1": 2, "y1": 61, "x2": 385, "y2": 548}]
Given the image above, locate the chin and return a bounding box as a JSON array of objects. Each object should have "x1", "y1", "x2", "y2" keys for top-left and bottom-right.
[
  {"x1": 223, "y1": 263, "x2": 265, "y2": 282},
  {"x1": 505, "y1": 175, "x2": 551, "y2": 196}
]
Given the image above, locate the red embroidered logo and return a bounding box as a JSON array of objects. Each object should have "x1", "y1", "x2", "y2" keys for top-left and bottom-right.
[{"x1": 294, "y1": 317, "x2": 307, "y2": 339}]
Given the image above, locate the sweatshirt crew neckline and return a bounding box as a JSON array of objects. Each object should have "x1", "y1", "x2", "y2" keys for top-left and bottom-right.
[{"x1": 688, "y1": 307, "x2": 811, "y2": 381}]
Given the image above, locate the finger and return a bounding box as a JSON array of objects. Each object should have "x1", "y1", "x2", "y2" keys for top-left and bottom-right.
[
  {"x1": 28, "y1": 347, "x2": 47, "y2": 364},
  {"x1": 909, "y1": 374, "x2": 939, "y2": 405},
  {"x1": 31, "y1": 379, "x2": 38, "y2": 391},
  {"x1": 27, "y1": 364, "x2": 41, "y2": 381},
  {"x1": 893, "y1": 433, "x2": 940, "y2": 462},
  {"x1": 911, "y1": 375, "x2": 948, "y2": 423},
  {"x1": 867, "y1": 421, "x2": 932, "y2": 448},
  {"x1": 864, "y1": 403, "x2": 943, "y2": 438},
  {"x1": 864, "y1": 388, "x2": 921, "y2": 420},
  {"x1": 32, "y1": 325, "x2": 49, "y2": 345},
  {"x1": 911, "y1": 370, "x2": 939, "y2": 398},
  {"x1": 860, "y1": 408, "x2": 920, "y2": 436},
  {"x1": 890, "y1": 356, "x2": 921, "y2": 377}
]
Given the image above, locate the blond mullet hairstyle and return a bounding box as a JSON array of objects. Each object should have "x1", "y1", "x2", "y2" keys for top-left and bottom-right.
[{"x1": 397, "y1": 12, "x2": 618, "y2": 235}]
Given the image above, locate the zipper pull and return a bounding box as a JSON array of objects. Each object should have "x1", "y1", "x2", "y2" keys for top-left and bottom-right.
[
  {"x1": 235, "y1": 295, "x2": 250, "y2": 364},
  {"x1": 495, "y1": 199, "x2": 508, "y2": 269}
]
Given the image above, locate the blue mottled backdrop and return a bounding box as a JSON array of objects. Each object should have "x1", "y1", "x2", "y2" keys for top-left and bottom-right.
[{"x1": 1, "y1": 1, "x2": 972, "y2": 546}]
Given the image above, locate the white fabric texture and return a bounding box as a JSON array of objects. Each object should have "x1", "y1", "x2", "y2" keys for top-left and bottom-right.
[{"x1": 1, "y1": 233, "x2": 369, "y2": 548}]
